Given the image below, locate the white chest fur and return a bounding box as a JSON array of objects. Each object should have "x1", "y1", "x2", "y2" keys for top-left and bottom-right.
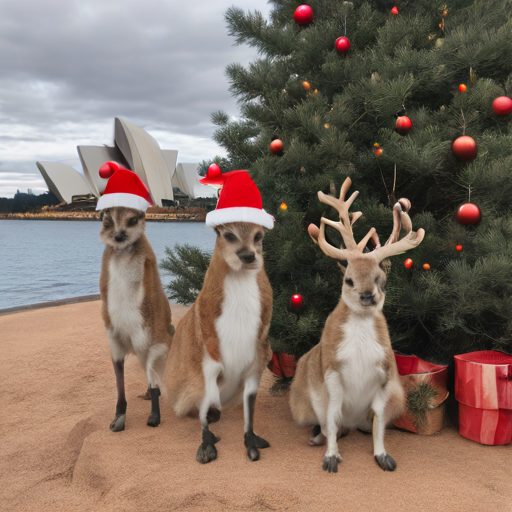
[
  {"x1": 215, "y1": 269, "x2": 261, "y2": 403},
  {"x1": 107, "y1": 253, "x2": 146, "y2": 351},
  {"x1": 336, "y1": 313, "x2": 386, "y2": 427}
]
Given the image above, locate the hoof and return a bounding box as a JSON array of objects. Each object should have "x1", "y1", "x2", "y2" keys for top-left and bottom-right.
[
  {"x1": 207, "y1": 408, "x2": 221, "y2": 424},
  {"x1": 322, "y1": 454, "x2": 342, "y2": 473},
  {"x1": 244, "y1": 432, "x2": 270, "y2": 462},
  {"x1": 308, "y1": 432, "x2": 326, "y2": 446},
  {"x1": 375, "y1": 453, "x2": 397, "y2": 471},
  {"x1": 196, "y1": 443, "x2": 217, "y2": 464},
  {"x1": 147, "y1": 412, "x2": 160, "y2": 427},
  {"x1": 109, "y1": 414, "x2": 126, "y2": 432}
]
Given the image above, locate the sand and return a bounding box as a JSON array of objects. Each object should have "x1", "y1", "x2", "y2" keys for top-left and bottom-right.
[{"x1": 1, "y1": 300, "x2": 510, "y2": 512}]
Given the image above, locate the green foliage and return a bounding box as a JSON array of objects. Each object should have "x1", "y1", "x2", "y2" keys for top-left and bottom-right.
[
  {"x1": 406, "y1": 382, "x2": 439, "y2": 432},
  {"x1": 160, "y1": 244, "x2": 212, "y2": 305},
  {"x1": 0, "y1": 191, "x2": 60, "y2": 213},
  {"x1": 170, "y1": 0, "x2": 512, "y2": 363}
]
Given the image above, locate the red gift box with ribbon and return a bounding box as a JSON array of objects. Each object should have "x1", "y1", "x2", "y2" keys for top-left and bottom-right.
[{"x1": 454, "y1": 350, "x2": 512, "y2": 445}]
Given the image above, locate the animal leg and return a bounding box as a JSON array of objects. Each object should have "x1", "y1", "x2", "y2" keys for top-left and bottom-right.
[
  {"x1": 145, "y1": 343, "x2": 169, "y2": 427},
  {"x1": 196, "y1": 356, "x2": 222, "y2": 464},
  {"x1": 323, "y1": 372, "x2": 343, "y2": 473},
  {"x1": 243, "y1": 374, "x2": 269, "y2": 461},
  {"x1": 110, "y1": 359, "x2": 127, "y2": 432},
  {"x1": 308, "y1": 425, "x2": 326, "y2": 446},
  {"x1": 371, "y1": 390, "x2": 396, "y2": 471}
]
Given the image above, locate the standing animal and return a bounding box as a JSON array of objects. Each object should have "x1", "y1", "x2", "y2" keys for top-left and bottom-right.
[
  {"x1": 97, "y1": 161, "x2": 174, "y2": 432},
  {"x1": 164, "y1": 171, "x2": 274, "y2": 464},
  {"x1": 290, "y1": 177, "x2": 424, "y2": 473}
]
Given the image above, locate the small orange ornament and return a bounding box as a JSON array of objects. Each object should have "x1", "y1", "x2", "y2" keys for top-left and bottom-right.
[
  {"x1": 423, "y1": 263, "x2": 430, "y2": 270},
  {"x1": 280, "y1": 203, "x2": 288, "y2": 210},
  {"x1": 376, "y1": 148, "x2": 383, "y2": 157},
  {"x1": 373, "y1": 143, "x2": 380, "y2": 148},
  {"x1": 303, "y1": 81, "x2": 310, "y2": 91},
  {"x1": 314, "y1": 89, "x2": 318, "y2": 94},
  {"x1": 324, "y1": 123, "x2": 330, "y2": 129},
  {"x1": 405, "y1": 258, "x2": 413, "y2": 269},
  {"x1": 459, "y1": 84, "x2": 467, "y2": 92},
  {"x1": 456, "y1": 244, "x2": 463, "y2": 251}
]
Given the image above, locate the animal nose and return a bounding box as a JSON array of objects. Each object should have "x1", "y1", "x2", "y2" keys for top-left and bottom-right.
[
  {"x1": 238, "y1": 252, "x2": 255, "y2": 264},
  {"x1": 114, "y1": 231, "x2": 127, "y2": 242},
  {"x1": 360, "y1": 292, "x2": 374, "y2": 302}
]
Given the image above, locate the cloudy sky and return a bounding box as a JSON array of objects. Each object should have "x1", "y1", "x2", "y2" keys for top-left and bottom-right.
[{"x1": 0, "y1": 0, "x2": 271, "y2": 197}]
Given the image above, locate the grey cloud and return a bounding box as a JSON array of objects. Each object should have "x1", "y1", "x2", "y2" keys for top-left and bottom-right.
[{"x1": 0, "y1": 0, "x2": 270, "y2": 196}]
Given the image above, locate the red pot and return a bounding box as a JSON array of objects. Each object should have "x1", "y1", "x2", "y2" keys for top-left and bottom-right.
[
  {"x1": 394, "y1": 354, "x2": 449, "y2": 435},
  {"x1": 455, "y1": 350, "x2": 512, "y2": 445}
]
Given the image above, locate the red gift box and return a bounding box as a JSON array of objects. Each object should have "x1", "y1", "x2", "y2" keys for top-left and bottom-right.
[
  {"x1": 454, "y1": 350, "x2": 512, "y2": 445},
  {"x1": 393, "y1": 354, "x2": 449, "y2": 434},
  {"x1": 267, "y1": 352, "x2": 296, "y2": 379}
]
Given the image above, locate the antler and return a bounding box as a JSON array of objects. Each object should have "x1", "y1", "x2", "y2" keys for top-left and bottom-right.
[
  {"x1": 317, "y1": 177, "x2": 376, "y2": 260},
  {"x1": 371, "y1": 197, "x2": 425, "y2": 263}
]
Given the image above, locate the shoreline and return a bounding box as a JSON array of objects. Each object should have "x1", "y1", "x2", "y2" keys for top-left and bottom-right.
[
  {"x1": 0, "y1": 214, "x2": 205, "y2": 222},
  {"x1": 0, "y1": 294, "x2": 183, "y2": 316},
  {"x1": 0, "y1": 294, "x2": 101, "y2": 316}
]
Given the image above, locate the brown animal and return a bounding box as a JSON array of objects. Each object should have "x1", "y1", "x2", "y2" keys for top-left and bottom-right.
[
  {"x1": 290, "y1": 178, "x2": 424, "y2": 473},
  {"x1": 99, "y1": 206, "x2": 174, "y2": 432},
  {"x1": 164, "y1": 222, "x2": 273, "y2": 464}
]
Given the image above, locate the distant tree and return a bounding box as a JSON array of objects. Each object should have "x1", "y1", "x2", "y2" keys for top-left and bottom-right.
[{"x1": 0, "y1": 191, "x2": 60, "y2": 213}]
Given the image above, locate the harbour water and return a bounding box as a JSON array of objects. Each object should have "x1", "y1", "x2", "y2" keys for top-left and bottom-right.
[{"x1": 0, "y1": 220, "x2": 217, "y2": 310}]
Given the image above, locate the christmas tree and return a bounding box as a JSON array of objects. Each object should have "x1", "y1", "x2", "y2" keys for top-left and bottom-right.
[{"x1": 164, "y1": 0, "x2": 512, "y2": 363}]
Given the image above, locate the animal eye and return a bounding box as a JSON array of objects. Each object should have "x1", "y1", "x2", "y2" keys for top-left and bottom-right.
[
  {"x1": 254, "y1": 233, "x2": 263, "y2": 242},
  {"x1": 128, "y1": 216, "x2": 138, "y2": 226},
  {"x1": 345, "y1": 278, "x2": 354, "y2": 287},
  {"x1": 224, "y1": 232, "x2": 237, "y2": 242}
]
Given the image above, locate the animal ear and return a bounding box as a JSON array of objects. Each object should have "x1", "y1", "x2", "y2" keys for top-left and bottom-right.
[
  {"x1": 380, "y1": 259, "x2": 391, "y2": 276},
  {"x1": 214, "y1": 227, "x2": 220, "y2": 237},
  {"x1": 337, "y1": 261, "x2": 347, "y2": 274}
]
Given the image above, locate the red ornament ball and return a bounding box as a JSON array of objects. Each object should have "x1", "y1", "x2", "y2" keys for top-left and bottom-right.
[
  {"x1": 492, "y1": 96, "x2": 512, "y2": 116},
  {"x1": 423, "y1": 263, "x2": 430, "y2": 270},
  {"x1": 457, "y1": 203, "x2": 481, "y2": 225},
  {"x1": 391, "y1": 6, "x2": 398, "y2": 14},
  {"x1": 270, "y1": 139, "x2": 284, "y2": 155},
  {"x1": 291, "y1": 294, "x2": 304, "y2": 310},
  {"x1": 456, "y1": 244, "x2": 463, "y2": 252},
  {"x1": 294, "y1": 5, "x2": 313, "y2": 25},
  {"x1": 452, "y1": 136, "x2": 477, "y2": 161},
  {"x1": 405, "y1": 258, "x2": 413, "y2": 269},
  {"x1": 395, "y1": 116, "x2": 412, "y2": 136},
  {"x1": 459, "y1": 84, "x2": 467, "y2": 92},
  {"x1": 335, "y1": 37, "x2": 350, "y2": 55}
]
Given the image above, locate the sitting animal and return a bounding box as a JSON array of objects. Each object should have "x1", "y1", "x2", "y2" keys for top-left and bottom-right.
[
  {"x1": 290, "y1": 177, "x2": 424, "y2": 473},
  {"x1": 164, "y1": 171, "x2": 274, "y2": 463},
  {"x1": 97, "y1": 161, "x2": 174, "y2": 432}
]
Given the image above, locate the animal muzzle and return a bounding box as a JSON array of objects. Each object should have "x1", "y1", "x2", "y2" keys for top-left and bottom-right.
[
  {"x1": 360, "y1": 292, "x2": 376, "y2": 306},
  {"x1": 238, "y1": 252, "x2": 256, "y2": 264},
  {"x1": 114, "y1": 231, "x2": 127, "y2": 243}
]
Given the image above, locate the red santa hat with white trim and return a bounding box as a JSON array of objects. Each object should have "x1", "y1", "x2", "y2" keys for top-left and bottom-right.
[
  {"x1": 95, "y1": 161, "x2": 154, "y2": 211},
  {"x1": 205, "y1": 171, "x2": 274, "y2": 229}
]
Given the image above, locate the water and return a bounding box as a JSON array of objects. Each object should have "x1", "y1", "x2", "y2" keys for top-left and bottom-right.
[{"x1": 0, "y1": 220, "x2": 216, "y2": 310}]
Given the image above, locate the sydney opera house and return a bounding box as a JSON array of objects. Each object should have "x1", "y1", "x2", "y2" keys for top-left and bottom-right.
[{"x1": 36, "y1": 117, "x2": 216, "y2": 206}]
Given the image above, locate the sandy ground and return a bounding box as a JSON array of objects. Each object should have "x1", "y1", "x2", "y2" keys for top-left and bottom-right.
[{"x1": 1, "y1": 301, "x2": 510, "y2": 512}]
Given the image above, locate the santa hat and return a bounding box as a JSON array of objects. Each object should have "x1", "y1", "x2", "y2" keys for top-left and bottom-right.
[
  {"x1": 205, "y1": 171, "x2": 274, "y2": 229},
  {"x1": 95, "y1": 161, "x2": 154, "y2": 211}
]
